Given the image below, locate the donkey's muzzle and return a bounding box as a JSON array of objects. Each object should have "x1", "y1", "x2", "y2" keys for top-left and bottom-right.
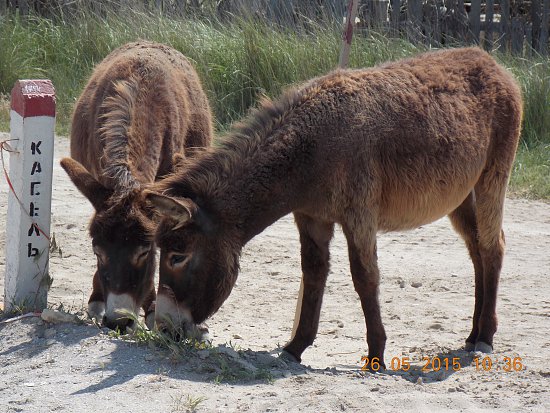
[{"x1": 103, "y1": 315, "x2": 135, "y2": 332}]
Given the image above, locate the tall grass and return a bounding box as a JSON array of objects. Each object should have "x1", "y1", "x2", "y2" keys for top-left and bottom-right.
[
  {"x1": 0, "y1": 8, "x2": 548, "y2": 197},
  {"x1": 0, "y1": 8, "x2": 424, "y2": 132}
]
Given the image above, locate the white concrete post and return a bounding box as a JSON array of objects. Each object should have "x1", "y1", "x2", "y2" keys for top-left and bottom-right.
[{"x1": 4, "y1": 80, "x2": 56, "y2": 313}]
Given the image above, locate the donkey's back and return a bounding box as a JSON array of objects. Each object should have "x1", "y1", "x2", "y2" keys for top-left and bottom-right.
[
  {"x1": 296, "y1": 48, "x2": 522, "y2": 234},
  {"x1": 70, "y1": 40, "x2": 212, "y2": 189}
]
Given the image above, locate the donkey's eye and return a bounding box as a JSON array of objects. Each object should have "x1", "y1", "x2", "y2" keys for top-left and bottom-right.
[
  {"x1": 169, "y1": 253, "x2": 188, "y2": 267},
  {"x1": 93, "y1": 245, "x2": 107, "y2": 265}
]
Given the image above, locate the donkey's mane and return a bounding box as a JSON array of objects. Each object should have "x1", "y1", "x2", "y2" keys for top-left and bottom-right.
[
  {"x1": 99, "y1": 78, "x2": 141, "y2": 198},
  {"x1": 158, "y1": 79, "x2": 320, "y2": 199}
]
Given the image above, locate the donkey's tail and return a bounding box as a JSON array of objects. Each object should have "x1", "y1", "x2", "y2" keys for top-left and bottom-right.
[{"x1": 98, "y1": 77, "x2": 140, "y2": 198}]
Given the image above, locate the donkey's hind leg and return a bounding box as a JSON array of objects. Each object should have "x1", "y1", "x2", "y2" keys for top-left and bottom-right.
[
  {"x1": 283, "y1": 213, "x2": 334, "y2": 363},
  {"x1": 448, "y1": 191, "x2": 484, "y2": 350},
  {"x1": 468, "y1": 164, "x2": 510, "y2": 353}
]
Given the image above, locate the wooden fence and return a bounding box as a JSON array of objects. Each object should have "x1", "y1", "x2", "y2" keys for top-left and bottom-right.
[
  {"x1": 1, "y1": 1, "x2": 549, "y2": 55},
  {"x1": 359, "y1": 1, "x2": 550, "y2": 56}
]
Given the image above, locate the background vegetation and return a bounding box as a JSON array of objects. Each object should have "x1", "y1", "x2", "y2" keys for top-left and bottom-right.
[{"x1": 0, "y1": 7, "x2": 548, "y2": 198}]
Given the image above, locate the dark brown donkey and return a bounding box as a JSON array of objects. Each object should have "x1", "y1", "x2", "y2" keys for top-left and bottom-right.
[
  {"x1": 144, "y1": 47, "x2": 522, "y2": 366},
  {"x1": 60, "y1": 41, "x2": 213, "y2": 330}
]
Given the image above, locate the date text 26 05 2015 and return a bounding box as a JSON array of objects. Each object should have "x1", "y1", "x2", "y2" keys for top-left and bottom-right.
[{"x1": 360, "y1": 356, "x2": 524, "y2": 372}]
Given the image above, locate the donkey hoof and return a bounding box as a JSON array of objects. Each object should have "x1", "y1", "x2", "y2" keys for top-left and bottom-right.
[
  {"x1": 464, "y1": 342, "x2": 476, "y2": 352},
  {"x1": 279, "y1": 349, "x2": 301, "y2": 364},
  {"x1": 474, "y1": 341, "x2": 493, "y2": 353}
]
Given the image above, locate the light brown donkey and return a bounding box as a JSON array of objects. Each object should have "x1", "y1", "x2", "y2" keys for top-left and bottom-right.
[
  {"x1": 144, "y1": 47, "x2": 522, "y2": 367},
  {"x1": 60, "y1": 41, "x2": 213, "y2": 330}
]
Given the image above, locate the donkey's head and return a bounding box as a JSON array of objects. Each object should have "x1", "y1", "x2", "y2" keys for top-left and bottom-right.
[
  {"x1": 60, "y1": 158, "x2": 156, "y2": 330},
  {"x1": 143, "y1": 191, "x2": 240, "y2": 338}
]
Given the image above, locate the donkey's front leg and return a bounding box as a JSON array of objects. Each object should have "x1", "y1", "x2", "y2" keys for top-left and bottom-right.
[
  {"x1": 283, "y1": 214, "x2": 334, "y2": 363},
  {"x1": 143, "y1": 249, "x2": 157, "y2": 329},
  {"x1": 87, "y1": 271, "x2": 105, "y2": 322},
  {"x1": 343, "y1": 222, "x2": 386, "y2": 369},
  {"x1": 143, "y1": 287, "x2": 156, "y2": 330}
]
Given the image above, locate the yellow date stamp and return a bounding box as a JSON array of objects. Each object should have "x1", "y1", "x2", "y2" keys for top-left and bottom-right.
[{"x1": 360, "y1": 356, "x2": 524, "y2": 372}]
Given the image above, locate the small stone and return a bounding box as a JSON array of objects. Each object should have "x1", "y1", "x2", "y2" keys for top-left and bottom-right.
[
  {"x1": 217, "y1": 346, "x2": 239, "y2": 359},
  {"x1": 282, "y1": 371, "x2": 292, "y2": 378},
  {"x1": 448, "y1": 387, "x2": 456, "y2": 392},
  {"x1": 416, "y1": 376, "x2": 423, "y2": 385},
  {"x1": 234, "y1": 358, "x2": 258, "y2": 373},
  {"x1": 41, "y1": 309, "x2": 78, "y2": 324},
  {"x1": 337, "y1": 321, "x2": 344, "y2": 328},
  {"x1": 370, "y1": 387, "x2": 380, "y2": 392},
  {"x1": 411, "y1": 282, "x2": 423, "y2": 288},
  {"x1": 46, "y1": 339, "x2": 56, "y2": 346},
  {"x1": 398, "y1": 280, "x2": 406, "y2": 288},
  {"x1": 429, "y1": 323, "x2": 443, "y2": 330},
  {"x1": 232, "y1": 334, "x2": 243, "y2": 340},
  {"x1": 44, "y1": 328, "x2": 56, "y2": 339}
]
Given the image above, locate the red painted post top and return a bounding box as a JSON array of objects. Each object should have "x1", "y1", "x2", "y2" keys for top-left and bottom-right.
[{"x1": 11, "y1": 79, "x2": 56, "y2": 118}]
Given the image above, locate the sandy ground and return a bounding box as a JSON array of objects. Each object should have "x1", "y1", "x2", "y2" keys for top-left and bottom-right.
[{"x1": 1, "y1": 132, "x2": 549, "y2": 413}]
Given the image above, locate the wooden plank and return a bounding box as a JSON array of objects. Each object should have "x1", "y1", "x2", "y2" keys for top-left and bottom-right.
[
  {"x1": 443, "y1": 0, "x2": 454, "y2": 45},
  {"x1": 456, "y1": 0, "x2": 468, "y2": 42},
  {"x1": 422, "y1": 1, "x2": 435, "y2": 46},
  {"x1": 540, "y1": 0, "x2": 550, "y2": 55},
  {"x1": 18, "y1": 0, "x2": 28, "y2": 15},
  {"x1": 511, "y1": 18, "x2": 524, "y2": 55},
  {"x1": 407, "y1": 0, "x2": 422, "y2": 43},
  {"x1": 526, "y1": 24, "x2": 533, "y2": 57},
  {"x1": 532, "y1": 0, "x2": 541, "y2": 51},
  {"x1": 469, "y1": 0, "x2": 481, "y2": 44},
  {"x1": 484, "y1": 0, "x2": 494, "y2": 50},
  {"x1": 390, "y1": 0, "x2": 401, "y2": 35},
  {"x1": 500, "y1": 0, "x2": 510, "y2": 52}
]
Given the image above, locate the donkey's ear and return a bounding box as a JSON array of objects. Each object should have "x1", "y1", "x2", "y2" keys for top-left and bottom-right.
[
  {"x1": 60, "y1": 157, "x2": 112, "y2": 211},
  {"x1": 143, "y1": 191, "x2": 196, "y2": 230}
]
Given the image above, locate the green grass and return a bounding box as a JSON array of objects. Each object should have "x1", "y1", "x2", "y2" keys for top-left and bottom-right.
[
  {"x1": 0, "y1": 8, "x2": 548, "y2": 198},
  {"x1": 510, "y1": 143, "x2": 550, "y2": 199}
]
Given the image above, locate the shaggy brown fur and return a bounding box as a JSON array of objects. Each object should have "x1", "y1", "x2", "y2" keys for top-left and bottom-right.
[
  {"x1": 60, "y1": 41, "x2": 213, "y2": 330},
  {"x1": 145, "y1": 47, "x2": 522, "y2": 366}
]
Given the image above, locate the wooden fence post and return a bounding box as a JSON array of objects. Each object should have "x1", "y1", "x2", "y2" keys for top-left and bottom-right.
[
  {"x1": 3, "y1": 80, "x2": 55, "y2": 313},
  {"x1": 540, "y1": 0, "x2": 550, "y2": 55},
  {"x1": 485, "y1": 0, "x2": 495, "y2": 50},
  {"x1": 469, "y1": 0, "x2": 481, "y2": 44},
  {"x1": 500, "y1": 0, "x2": 511, "y2": 53},
  {"x1": 339, "y1": 0, "x2": 360, "y2": 69}
]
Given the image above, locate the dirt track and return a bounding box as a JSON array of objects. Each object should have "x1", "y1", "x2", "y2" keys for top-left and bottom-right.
[{"x1": 1, "y1": 133, "x2": 549, "y2": 412}]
